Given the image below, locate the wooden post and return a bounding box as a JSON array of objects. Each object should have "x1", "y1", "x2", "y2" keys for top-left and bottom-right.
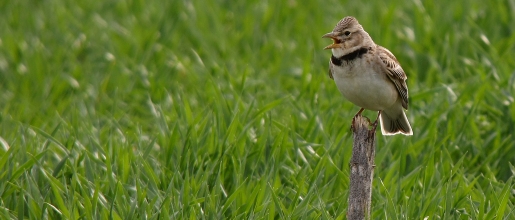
[{"x1": 347, "y1": 115, "x2": 376, "y2": 219}]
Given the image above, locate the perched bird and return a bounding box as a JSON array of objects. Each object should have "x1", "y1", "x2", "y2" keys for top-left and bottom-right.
[{"x1": 323, "y1": 16, "x2": 412, "y2": 135}]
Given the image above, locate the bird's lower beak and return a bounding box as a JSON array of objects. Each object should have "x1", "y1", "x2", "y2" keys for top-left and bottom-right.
[{"x1": 322, "y1": 32, "x2": 341, "y2": 49}]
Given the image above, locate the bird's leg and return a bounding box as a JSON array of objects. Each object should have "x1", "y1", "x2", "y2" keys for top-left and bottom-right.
[
  {"x1": 372, "y1": 111, "x2": 381, "y2": 129},
  {"x1": 368, "y1": 111, "x2": 381, "y2": 137},
  {"x1": 354, "y1": 108, "x2": 365, "y2": 118},
  {"x1": 351, "y1": 108, "x2": 366, "y2": 131}
]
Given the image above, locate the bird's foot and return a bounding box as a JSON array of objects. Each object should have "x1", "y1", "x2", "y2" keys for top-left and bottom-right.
[{"x1": 351, "y1": 108, "x2": 366, "y2": 131}]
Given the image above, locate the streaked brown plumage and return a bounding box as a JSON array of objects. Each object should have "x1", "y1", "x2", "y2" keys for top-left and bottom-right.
[{"x1": 323, "y1": 16, "x2": 412, "y2": 135}]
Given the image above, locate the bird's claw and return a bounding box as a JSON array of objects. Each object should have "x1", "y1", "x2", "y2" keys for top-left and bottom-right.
[{"x1": 351, "y1": 108, "x2": 366, "y2": 131}]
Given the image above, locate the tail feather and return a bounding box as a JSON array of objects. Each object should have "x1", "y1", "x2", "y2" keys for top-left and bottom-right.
[{"x1": 379, "y1": 110, "x2": 412, "y2": 136}]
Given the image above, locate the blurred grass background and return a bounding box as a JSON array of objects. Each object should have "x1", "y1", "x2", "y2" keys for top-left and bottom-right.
[{"x1": 1, "y1": 0, "x2": 514, "y2": 219}]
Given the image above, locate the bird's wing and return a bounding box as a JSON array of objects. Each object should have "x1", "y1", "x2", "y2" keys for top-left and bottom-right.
[{"x1": 377, "y1": 46, "x2": 409, "y2": 109}]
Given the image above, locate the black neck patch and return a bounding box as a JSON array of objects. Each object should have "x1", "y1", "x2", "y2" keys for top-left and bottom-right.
[{"x1": 331, "y1": 47, "x2": 369, "y2": 66}]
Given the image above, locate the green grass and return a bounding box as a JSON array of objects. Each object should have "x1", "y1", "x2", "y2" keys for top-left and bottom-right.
[{"x1": 1, "y1": 0, "x2": 514, "y2": 219}]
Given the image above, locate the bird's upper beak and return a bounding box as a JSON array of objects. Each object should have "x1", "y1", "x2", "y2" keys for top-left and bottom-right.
[{"x1": 322, "y1": 32, "x2": 341, "y2": 49}]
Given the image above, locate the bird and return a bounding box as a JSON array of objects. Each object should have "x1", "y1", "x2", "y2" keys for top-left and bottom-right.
[{"x1": 322, "y1": 16, "x2": 412, "y2": 136}]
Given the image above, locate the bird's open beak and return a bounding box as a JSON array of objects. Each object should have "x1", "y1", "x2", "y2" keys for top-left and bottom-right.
[{"x1": 322, "y1": 32, "x2": 341, "y2": 49}]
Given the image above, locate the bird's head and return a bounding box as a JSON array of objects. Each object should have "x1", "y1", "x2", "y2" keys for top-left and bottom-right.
[{"x1": 323, "y1": 16, "x2": 373, "y2": 56}]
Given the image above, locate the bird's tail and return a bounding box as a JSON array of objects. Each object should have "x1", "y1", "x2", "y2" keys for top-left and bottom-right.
[{"x1": 379, "y1": 110, "x2": 412, "y2": 136}]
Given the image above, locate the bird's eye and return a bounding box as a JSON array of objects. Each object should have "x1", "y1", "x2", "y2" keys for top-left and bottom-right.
[{"x1": 344, "y1": 31, "x2": 351, "y2": 36}]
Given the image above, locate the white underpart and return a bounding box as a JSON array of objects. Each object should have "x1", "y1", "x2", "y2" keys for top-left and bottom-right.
[{"x1": 331, "y1": 48, "x2": 398, "y2": 111}]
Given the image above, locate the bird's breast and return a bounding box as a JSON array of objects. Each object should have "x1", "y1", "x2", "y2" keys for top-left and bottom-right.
[{"x1": 332, "y1": 58, "x2": 398, "y2": 111}]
